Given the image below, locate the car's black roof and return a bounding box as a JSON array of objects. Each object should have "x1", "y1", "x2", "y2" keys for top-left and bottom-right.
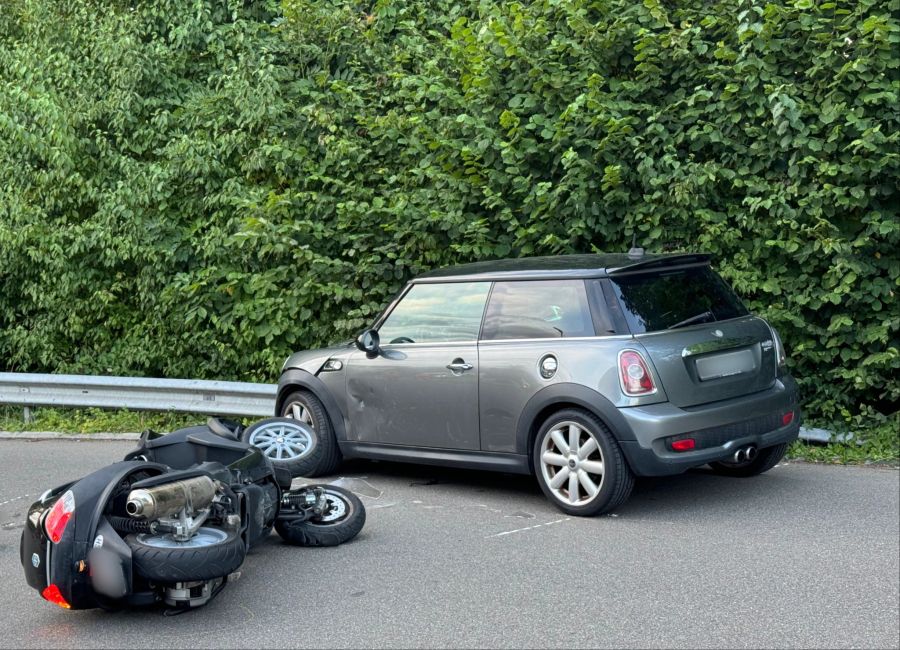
[{"x1": 413, "y1": 253, "x2": 711, "y2": 283}]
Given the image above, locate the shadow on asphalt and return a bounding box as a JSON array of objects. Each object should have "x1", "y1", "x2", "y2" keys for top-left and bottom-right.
[{"x1": 333, "y1": 458, "x2": 791, "y2": 517}]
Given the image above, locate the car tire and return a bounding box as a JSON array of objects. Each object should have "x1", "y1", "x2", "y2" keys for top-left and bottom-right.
[
  {"x1": 275, "y1": 485, "x2": 366, "y2": 547},
  {"x1": 246, "y1": 390, "x2": 342, "y2": 478},
  {"x1": 708, "y1": 443, "x2": 788, "y2": 477},
  {"x1": 533, "y1": 408, "x2": 634, "y2": 516},
  {"x1": 126, "y1": 527, "x2": 245, "y2": 583}
]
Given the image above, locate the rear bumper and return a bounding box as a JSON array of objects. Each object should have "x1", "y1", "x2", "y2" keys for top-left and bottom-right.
[{"x1": 617, "y1": 375, "x2": 800, "y2": 477}]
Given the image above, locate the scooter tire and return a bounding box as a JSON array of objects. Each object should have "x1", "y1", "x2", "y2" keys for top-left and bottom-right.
[
  {"x1": 275, "y1": 485, "x2": 365, "y2": 547},
  {"x1": 126, "y1": 527, "x2": 246, "y2": 583}
]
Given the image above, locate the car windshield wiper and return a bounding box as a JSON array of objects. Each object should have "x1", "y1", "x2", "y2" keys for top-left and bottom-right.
[{"x1": 670, "y1": 310, "x2": 716, "y2": 329}]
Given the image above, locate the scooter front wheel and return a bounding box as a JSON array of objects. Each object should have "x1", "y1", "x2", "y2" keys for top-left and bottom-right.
[{"x1": 275, "y1": 485, "x2": 365, "y2": 547}]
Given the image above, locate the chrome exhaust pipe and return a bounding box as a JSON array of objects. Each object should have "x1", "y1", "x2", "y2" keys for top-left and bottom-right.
[
  {"x1": 732, "y1": 445, "x2": 757, "y2": 463},
  {"x1": 126, "y1": 476, "x2": 216, "y2": 520}
]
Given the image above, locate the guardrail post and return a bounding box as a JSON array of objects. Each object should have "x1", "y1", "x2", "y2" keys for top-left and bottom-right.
[{"x1": 23, "y1": 406, "x2": 34, "y2": 423}]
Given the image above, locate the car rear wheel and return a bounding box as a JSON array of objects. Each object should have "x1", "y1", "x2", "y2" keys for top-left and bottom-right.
[
  {"x1": 708, "y1": 443, "x2": 787, "y2": 477},
  {"x1": 533, "y1": 408, "x2": 634, "y2": 516}
]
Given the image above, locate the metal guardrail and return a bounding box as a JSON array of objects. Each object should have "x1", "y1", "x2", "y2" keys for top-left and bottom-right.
[
  {"x1": 0, "y1": 373, "x2": 276, "y2": 418},
  {"x1": 0, "y1": 372, "x2": 833, "y2": 442}
]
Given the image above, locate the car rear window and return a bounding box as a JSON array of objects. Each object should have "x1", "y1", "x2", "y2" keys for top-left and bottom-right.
[{"x1": 609, "y1": 266, "x2": 749, "y2": 333}]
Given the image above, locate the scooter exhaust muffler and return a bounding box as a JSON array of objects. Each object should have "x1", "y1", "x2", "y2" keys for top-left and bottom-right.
[{"x1": 126, "y1": 476, "x2": 216, "y2": 520}]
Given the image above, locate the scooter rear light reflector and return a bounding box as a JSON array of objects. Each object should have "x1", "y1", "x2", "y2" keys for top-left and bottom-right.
[
  {"x1": 782, "y1": 411, "x2": 794, "y2": 426},
  {"x1": 671, "y1": 438, "x2": 696, "y2": 452},
  {"x1": 41, "y1": 584, "x2": 71, "y2": 609},
  {"x1": 44, "y1": 490, "x2": 75, "y2": 544}
]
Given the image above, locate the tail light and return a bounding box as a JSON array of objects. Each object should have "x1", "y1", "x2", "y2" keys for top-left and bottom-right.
[
  {"x1": 770, "y1": 326, "x2": 787, "y2": 367},
  {"x1": 41, "y1": 584, "x2": 71, "y2": 609},
  {"x1": 618, "y1": 350, "x2": 656, "y2": 396},
  {"x1": 44, "y1": 490, "x2": 75, "y2": 544}
]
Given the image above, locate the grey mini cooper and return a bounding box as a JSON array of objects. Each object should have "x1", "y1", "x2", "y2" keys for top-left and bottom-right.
[{"x1": 249, "y1": 253, "x2": 800, "y2": 516}]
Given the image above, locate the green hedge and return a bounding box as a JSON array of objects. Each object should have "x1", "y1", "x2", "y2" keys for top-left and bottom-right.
[{"x1": 0, "y1": 0, "x2": 897, "y2": 432}]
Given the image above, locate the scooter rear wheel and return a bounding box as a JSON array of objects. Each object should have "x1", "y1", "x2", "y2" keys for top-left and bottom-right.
[{"x1": 126, "y1": 527, "x2": 245, "y2": 583}]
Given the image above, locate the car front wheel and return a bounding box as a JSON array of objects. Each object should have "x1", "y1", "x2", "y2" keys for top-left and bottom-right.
[{"x1": 533, "y1": 409, "x2": 634, "y2": 516}]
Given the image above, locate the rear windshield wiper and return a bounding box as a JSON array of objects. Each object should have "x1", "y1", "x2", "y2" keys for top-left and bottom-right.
[{"x1": 670, "y1": 310, "x2": 716, "y2": 329}]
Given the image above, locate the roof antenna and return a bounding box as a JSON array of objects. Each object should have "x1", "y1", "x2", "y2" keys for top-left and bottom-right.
[{"x1": 628, "y1": 232, "x2": 644, "y2": 260}]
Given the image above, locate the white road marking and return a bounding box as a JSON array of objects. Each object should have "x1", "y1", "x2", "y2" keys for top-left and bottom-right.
[
  {"x1": 485, "y1": 517, "x2": 571, "y2": 539},
  {"x1": 0, "y1": 494, "x2": 29, "y2": 507}
]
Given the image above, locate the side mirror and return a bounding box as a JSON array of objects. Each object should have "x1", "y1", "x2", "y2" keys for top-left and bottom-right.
[{"x1": 355, "y1": 329, "x2": 381, "y2": 357}]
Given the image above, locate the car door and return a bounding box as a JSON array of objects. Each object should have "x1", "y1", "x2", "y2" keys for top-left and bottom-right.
[
  {"x1": 478, "y1": 279, "x2": 601, "y2": 453},
  {"x1": 345, "y1": 281, "x2": 491, "y2": 450}
]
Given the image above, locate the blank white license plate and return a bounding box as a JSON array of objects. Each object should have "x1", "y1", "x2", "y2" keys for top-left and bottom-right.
[{"x1": 696, "y1": 348, "x2": 755, "y2": 381}]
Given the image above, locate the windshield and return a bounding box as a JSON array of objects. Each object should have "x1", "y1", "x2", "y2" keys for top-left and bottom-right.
[{"x1": 610, "y1": 266, "x2": 749, "y2": 333}]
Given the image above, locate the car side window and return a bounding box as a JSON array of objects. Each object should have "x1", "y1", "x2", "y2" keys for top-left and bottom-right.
[
  {"x1": 377, "y1": 282, "x2": 491, "y2": 344},
  {"x1": 481, "y1": 280, "x2": 595, "y2": 340}
]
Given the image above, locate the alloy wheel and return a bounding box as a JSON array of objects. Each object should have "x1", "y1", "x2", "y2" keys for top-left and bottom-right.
[
  {"x1": 285, "y1": 400, "x2": 316, "y2": 428},
  {"x1": 136, "y1": 527, "x2": 228, "y2": 549},
  {"x1": 539, "y1": 421, "x2": 605, "y2": 506},
  {"x1": 248, "y1": 420, "x2": 317, "y2": 461}
]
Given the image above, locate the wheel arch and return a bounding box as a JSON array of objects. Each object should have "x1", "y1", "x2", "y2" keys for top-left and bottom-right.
[
  {"x1": 515, "y1": 383, "x2": 636, "y2": 473},
  {"x1": 276, "y1": 369, "x2": 348, "y2": 441}
]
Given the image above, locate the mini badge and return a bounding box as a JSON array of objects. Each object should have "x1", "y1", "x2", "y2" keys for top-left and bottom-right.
[{"x1": 31, "y1": 552, "x2": 40, "y2": 568}]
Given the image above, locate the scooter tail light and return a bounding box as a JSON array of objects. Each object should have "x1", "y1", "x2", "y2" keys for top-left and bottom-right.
[
  {"x1": 618, "y1": 350, "x2": 656, "y2": 396},
  {"x1": 44, "y1": 490, "x2": 75, "y2": 544},
  {"x1": 41, "y1": 584, "x2": 71, "y2": 609}
]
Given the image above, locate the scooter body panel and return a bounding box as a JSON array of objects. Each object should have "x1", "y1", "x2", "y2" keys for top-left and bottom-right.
[{"x1": 21, "y1": 461, "x2": 166, "y2": 609}]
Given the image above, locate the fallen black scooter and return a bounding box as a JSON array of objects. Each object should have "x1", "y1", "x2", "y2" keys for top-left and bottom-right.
[{"x1": 20, "y1": 417, "x2": 365, "y2": 611}]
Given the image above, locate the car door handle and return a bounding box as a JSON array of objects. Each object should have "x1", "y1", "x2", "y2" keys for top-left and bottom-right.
[{"x1": 446, "y1": 361, "x2": 473, "y2": 373}]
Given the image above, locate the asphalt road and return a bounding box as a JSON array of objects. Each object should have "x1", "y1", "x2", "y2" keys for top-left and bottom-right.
[{"x1": 0, "y1": 439, "x2": 897, "y2": 649}]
